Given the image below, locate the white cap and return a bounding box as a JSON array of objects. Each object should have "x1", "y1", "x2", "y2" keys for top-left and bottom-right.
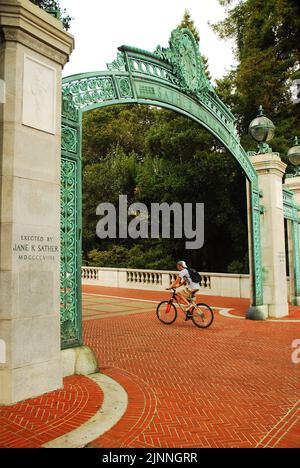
[{"x1": 177, "y1": 260, "x2": 187, "y2": 268}]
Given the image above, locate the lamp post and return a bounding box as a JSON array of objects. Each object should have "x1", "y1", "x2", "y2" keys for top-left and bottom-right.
[
  {"x1": 288, "y1": 137, "x2": 300, "y2": 176},
  {"x1": 249, "y1": 105, "x2": 275, "y2": 154}
]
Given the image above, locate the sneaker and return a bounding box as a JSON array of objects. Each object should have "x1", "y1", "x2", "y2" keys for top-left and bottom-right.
[{"x1": 185, "y1": 312, "x2": 192, "y2": 321}]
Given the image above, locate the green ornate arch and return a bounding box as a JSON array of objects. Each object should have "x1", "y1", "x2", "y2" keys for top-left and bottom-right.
[{"x1": 60, "y1": 28, "x2": 263, "y2": 348}]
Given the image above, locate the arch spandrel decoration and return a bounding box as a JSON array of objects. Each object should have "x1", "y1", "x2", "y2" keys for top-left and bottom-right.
[{"x1": 60, "y1": 28, "x2": 263, "y2": 348}]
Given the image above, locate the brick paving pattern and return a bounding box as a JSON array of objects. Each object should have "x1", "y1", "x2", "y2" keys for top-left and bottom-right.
[
  {"x1": 83, "y1": 286, "x2": 300, "y2": 449},
  {"x1": 0, "y1": 375, "x2": 104, "y2": 448},
  {"x1": 0, "y1": 285, "x2": 299, "y2": 448}
]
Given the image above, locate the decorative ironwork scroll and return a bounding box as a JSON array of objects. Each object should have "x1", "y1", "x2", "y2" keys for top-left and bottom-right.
[
  {"x1": 250, "y1": 184, "x2": 264, "y2": 305},
  {"x1": 60, "y1": 28, "x2": 264, "y2": 348},
  {"x1": 60, "y1": 156, "x2": 82, "y2": 348}
]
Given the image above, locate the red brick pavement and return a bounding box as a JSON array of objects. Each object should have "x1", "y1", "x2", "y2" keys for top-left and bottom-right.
[
  {"x1": 256, "y1": 399, "x2": 300, "y2": 448},
  {"x1": 83, "y1": 285, "x2": 300, "y2": 449},
  {"x1": 0, "y1": 286, "x2": 299, "y2": 449},
  {"x1": 82, "y1": 284, "x2": 252, "y2": 313},
  {"x1": 0, "y1": 375, "x2": 104, "y2": 448}
]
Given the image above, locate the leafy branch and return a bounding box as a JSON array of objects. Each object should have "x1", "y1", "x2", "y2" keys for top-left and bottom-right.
[{"x1": 30, "y1": 0, "x2": 72, "y2": 31}]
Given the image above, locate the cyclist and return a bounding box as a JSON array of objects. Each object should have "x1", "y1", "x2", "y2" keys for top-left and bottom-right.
[{"x1": 166, "y1": 261, "x2": 200, "y2": 320}]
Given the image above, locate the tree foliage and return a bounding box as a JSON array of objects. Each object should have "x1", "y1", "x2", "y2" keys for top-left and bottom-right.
[
  {"x1": 213, "y1": 0, "x2": 300, "y2": 165},
  {"x1": 178, "y1": 10, "x2": 211, "y2": 80},
  {"x1": 82, "y1": 105, "x2": 248, "y2": 273},
  {"x1": 178, "y1": 9, "x2": 200, "y2": 42},
  {"x1": 30, "y1": 0, "x2": 72, "y2": 30}
]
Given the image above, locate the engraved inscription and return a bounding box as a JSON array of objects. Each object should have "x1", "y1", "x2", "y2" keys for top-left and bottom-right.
[
  {"x1": 139, "y1": 85, "x2": 156, "y2": 96},
  {"x1": 13, "y1": 235, "x2": 59, "y2": 262}
]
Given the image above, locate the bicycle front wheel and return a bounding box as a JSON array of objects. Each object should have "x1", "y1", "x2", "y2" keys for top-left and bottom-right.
[
  {"x1": 156, "y1": 301, "x2": 177, "y2": 325},
  {"x1": 191, "y1": 303, "x2": 214, "y2": 329}
]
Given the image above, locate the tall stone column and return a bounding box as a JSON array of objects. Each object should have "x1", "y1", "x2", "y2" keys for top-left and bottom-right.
[
  {"x1": 250, "y1": 153, "x2": 288, "y2": 318},
  {"x1": 0, "y1": 0, "x2": 74, "y2": 404}
]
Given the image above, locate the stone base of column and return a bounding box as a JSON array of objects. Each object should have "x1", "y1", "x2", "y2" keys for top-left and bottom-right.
[
  {"x1": 246, "y1": 305, "x2": 268, "y2": 321},
  {"x1": 62, "y1": 346, "x2": 99, "y2": 378},
  {"x1": 247, "y1": 302, "x2": 289, "y2": 320},
  {"x1": 268, "y1": 303, "x2": 289, "y2": 318},
  {"x1": 0, "y1": 361, "x2": 62, "y2": 406}
]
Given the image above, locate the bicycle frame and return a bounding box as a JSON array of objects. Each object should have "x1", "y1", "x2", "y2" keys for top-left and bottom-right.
[{"x1": 168, "y1": 289, "x2": 197, "y2": 315}]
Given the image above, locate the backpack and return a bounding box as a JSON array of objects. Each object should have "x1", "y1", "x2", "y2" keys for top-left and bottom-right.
[{"x1": 187, "y1": 268, "x2": 201, "y2": 284}]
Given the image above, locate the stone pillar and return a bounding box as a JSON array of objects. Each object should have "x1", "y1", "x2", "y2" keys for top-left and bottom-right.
[
  {"x1": 284, "y1": 176, "x2": 300, "y2": 305},
  {"x1": 250, "y1": 153, "x2": 288, "y2": 318},
  {"x1": 284, "y1": 176, "x2": 300, "y2": 199},
  {"x1": 0, "y1": 0, "x2": 74, "y2": 404}
]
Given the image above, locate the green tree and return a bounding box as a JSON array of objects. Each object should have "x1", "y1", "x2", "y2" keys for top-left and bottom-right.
[
  {"x1": 83, "y1": 146, "x2": 139, "y2": 257},
  {"x1": 87, "y1": 243, "x2": 175, "y2": 270},
  {"x1": 213, "y1": 0, "x2": 300, "y2": 165},
  {"x1": 30, "y1": 0, "x2": 72, "y2": 30},
  {"x1": 178, "y1": 9, "x2": 200, "y2": 42},
  {"x1": 82, "y1": 105, "x2": 249, "y2": 273},
  {"x1": 137, "y1": 109, "x2": 248, "y2": 273},
  {"x1": 82, "y1": 105, "x2": 157, "y2": 166},
  {"x1": 178, "y1": 9, "x2": 211, "y2": 80}
]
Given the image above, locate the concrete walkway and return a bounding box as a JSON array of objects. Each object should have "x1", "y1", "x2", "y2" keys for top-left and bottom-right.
[{"x1": 0, "y1": 286, "x2": 299, "y2": 448}]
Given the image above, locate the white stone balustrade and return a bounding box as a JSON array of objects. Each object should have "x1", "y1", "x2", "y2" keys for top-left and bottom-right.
[{"x1": 82, "y1": 267, "x2": 252, "y2": 299}]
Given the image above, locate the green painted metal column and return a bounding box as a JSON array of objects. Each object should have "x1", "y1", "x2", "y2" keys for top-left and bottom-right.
[
  {"x1": 292, "y1": 218, "x2": 300, "y2": 299},
  {"x1": 249, "y1": 182, "x2": 264, "y2": 307},
  {"x1": 60, "y1": 95, "x2": 83, "y2": 349},
  {"x1": 283, "y1": 187, "x2": 300, "y2": 305}
]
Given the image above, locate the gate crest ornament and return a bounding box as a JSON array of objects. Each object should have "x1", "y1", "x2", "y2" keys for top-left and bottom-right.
[{"x1": 155, "y1": 28, "x2": 213, "y2": 95}]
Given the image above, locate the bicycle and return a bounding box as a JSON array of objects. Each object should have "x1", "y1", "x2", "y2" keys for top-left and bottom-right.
[{"x1": 156, "y1": 288, "x2": 214, "y2": 329}]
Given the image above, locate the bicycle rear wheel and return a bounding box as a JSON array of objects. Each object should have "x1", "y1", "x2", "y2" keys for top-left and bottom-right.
[
  {"x1": 156, "y1": 301, "x2": 177, "y2": 325},
  {"x1": 191, "y1": 303, "x2": 214, "y2": 328}
]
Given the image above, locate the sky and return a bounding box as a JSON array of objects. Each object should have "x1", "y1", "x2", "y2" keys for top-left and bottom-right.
[{"x1": 59, "y1": 0, "x2": 236, "y2": 82}]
